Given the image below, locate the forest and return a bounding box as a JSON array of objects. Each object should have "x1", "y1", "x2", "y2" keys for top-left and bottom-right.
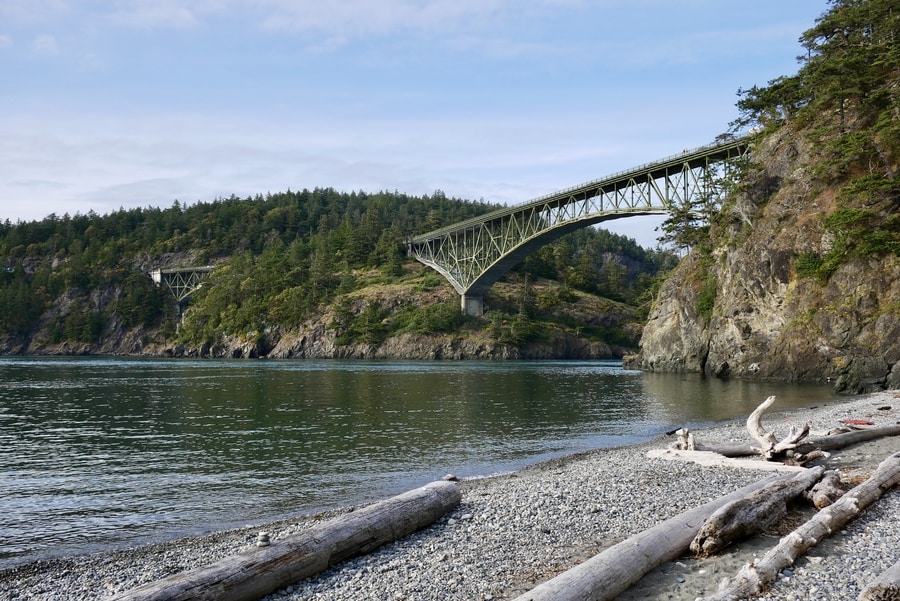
[
  {"x1": 0, "y1": 186, "x2": 677, "y2": 354},
  {"x1": 9, "y1": 0, "x2": 897, "y2": 358}
]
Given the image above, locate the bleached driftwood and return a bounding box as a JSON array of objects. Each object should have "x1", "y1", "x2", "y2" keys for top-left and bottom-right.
[
  {"x1": 800, "y1": 424, "x2": 900, "y2": 452},
  {"x1": 672, "y1": 424, "x2": 900, "y2": 461},
  {"x1": 805, "y1": 469, "x2": 845, "y2": 509},
  {"x1": 747, "y1": 395, "x2": 811, "y2": 460},
  {"x1": 509, "y1": 473, "x2": 791, "y2": 601},
  {"x1": 701, "y1": 451, "x2": 900, "y2": 601},
  {"x1": 646, "y1": 448, "x2": 805, "y2": 472},
  {"x1": 859, "y1": 558, "x2": 900, "y2": 601},
  {"x1": 671, "y1": 428, "x2": 758, "y2": 457},
  {"x1": 109, "y1": 480, "x2": 461, "y2": 601},
  {"x1": 669, "y1": 397, "x2": 900, "y2": 465},
  {"x1": 690, "y1": 466, "x2": 825, "y2": 557}
]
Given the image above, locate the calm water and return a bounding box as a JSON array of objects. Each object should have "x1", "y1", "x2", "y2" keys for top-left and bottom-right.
[{"x1": 0, "y1": 357, "x2": 842, "y2": 569}]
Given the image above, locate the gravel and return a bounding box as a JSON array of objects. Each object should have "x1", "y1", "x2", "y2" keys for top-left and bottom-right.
[{"x1": 1, "y1": 391, "x2": 897, "y2": 601}]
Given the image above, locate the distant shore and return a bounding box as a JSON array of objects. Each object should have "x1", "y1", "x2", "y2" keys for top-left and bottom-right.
[{"x1": 1, "y1": 391, "x2": 898, "y2": 601}]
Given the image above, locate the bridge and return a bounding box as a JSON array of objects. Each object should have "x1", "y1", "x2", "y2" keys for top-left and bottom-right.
[
  {"x1": 407, "y1": 137, "x2": 749, "y2": 315},
  {"x1": 150, "y1": 266, "x2": 214, "y2": 303}
]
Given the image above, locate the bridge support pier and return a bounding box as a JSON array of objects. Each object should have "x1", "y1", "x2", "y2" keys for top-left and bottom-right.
[{"x1": 461, "y1": 294, "x2": 484, "y2": 317}]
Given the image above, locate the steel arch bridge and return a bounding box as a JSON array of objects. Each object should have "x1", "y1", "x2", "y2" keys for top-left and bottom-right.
[
  {"x1": 150, "y1": 266, "x2": 214, "y2": 303},
  {"x1": 407, "y1": 137, "x2": 749, "y2": 315}
]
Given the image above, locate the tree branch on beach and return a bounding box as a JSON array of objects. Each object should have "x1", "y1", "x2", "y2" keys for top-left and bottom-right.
[
  {"x1": 746, "y1": 395, "x2": 812, "y2": 460},
  {"x1": 689, "y1": 466, "x2": 826, "y2": 557},
  {"x1": 509, "y1": 473, "x2": 793, "y2": 601}
]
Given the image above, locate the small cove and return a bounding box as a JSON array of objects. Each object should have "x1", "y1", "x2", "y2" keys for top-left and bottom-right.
[{"x1": 0, "y1": 356, "x2": 841, "y2": 568}]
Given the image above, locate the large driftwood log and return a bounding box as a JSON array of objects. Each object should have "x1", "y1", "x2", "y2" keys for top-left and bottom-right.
[
  {"x1": 510, "y1": 473, "x2": 791, "y2": 601},
  {"x1": 669, "y1": 395, "x2": 900, "y2": 463},
  {"x1": 859, "y1": 558, "x2": 900, "y2": 601},
  {"x1": 701, "y1": 451, "x2": 900, "y2": 601},
  {"x1": 647, "y1": 448, "x2": 806, "y2": 472},
  {"x1": 805, "y1": 469, "x2": 845, "y2": 509},
  {"x1": 109, "y1": 480, "x2": 461, "y2": 601},
  {"x1": 801, "y1": 424, "x2": 900, "y2": 452},
  {"x1": 679, "y1": 425, "x2": 900, "y2": 460},
  {"x1": 671, "y1": 428, "x2": 759, "y2": 457},
  {"x1": 690, "y1": 466, "x2": 825, "y2": 557},
  {"x1": 747, "y1": 395, "x2": 811, "y2": 460}
]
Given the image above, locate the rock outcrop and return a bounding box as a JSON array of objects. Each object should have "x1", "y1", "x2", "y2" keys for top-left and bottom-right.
[
  {"x1": 2, "y1": 275, "x2": 628, "y2": 362},
  {"x1": 628, "y1": 130, "x2": 900, "y2": 393}
]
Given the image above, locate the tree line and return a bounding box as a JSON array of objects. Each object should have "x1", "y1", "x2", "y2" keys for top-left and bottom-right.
[
  {"x1": 732, "y1": 0, "x2": 899, "y2": 276},
  {"x1": 0, "y1": 188, "x2": 676, "y2": 348}
]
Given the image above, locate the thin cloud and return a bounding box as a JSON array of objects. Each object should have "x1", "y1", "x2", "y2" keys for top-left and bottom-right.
[
  {"x1": 0, "y1": 34, "x2": 13, "y2": 48},
  {"x1": 0, "y1": 0, "x2": 69, "y2": 23},
  {"x1": 104, "y1": 0, "x2": 206, "y2": 28},
  {"x1": 30, "y1": 34, "x2": 57, "y2": 55},
  {"x1": 256, "y1": 0, "x2": 509, "y2": 36}
]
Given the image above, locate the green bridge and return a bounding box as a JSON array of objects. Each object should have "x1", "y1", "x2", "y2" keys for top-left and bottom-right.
[
  {"x1": 407, "y1": 136, "x2": 749, "y2": 315},
  {"x1": 150, "y1": 265, "x2": 214, "y2": 303}
]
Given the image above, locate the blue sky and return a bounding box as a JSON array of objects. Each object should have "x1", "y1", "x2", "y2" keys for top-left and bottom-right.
[{"x1": 1, "y1": 0, "x2": 828, "y2": 247}]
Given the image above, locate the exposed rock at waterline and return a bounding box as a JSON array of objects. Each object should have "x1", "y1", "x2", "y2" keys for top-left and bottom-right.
[{"x1": 627, "y1": 130, "x2": 900, "y2": 393}]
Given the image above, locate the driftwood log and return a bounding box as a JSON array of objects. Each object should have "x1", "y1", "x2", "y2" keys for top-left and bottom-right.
[
  {"x1": 805, "y1": 469, "x2": 845, "y2": 509},
  {"x1": 647, "y1": 448, "x2": 806, "y2": 472},
  {"x1": 747, "y1": 395, "x2": 811, "y2": 460},
  {"x1": 859, "y1": 558, "x2": 900, "y2": 601},
  {"x1": 510, "y1": 473, "x2": 790, "y2": 601},
  {"x1": 701, "y1": 451, "x2": 900, "y2": 601},
  {"x1": 675, "y1": 425, "x2": 900, "y2": 460},
  {"x1": 670, "y1": 394, "x2": 900, "y2": 464},
  {"x1": 802, "y1": 424, "x2": 900, "y2": 452},
  {"x1": 109, "y1": 480, "x2": 461, "y2": 601},
  {"x1": 670, "y1": 428, "x2": 759, "y2": 457},
  {"x1": 690, "y1": 466, "x2": 825, "y2": 557}
]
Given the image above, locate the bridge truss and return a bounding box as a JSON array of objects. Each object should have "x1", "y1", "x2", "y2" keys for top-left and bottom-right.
[
  {"x1": 150, "y1": 266, "x2": 214, "y2": 303},
  {"x1": 407, "y1": 137, "x2": 748, "y2": 315}
]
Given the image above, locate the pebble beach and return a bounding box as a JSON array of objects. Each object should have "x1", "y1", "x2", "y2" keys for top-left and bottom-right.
[{"x1": 2, "y1": 391, "x2": 898, "y2": 601}]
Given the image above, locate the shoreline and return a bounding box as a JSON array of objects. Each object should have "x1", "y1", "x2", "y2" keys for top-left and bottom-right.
[{"x1": 2, "y1": 391, "x2": 898, "y2": 601}]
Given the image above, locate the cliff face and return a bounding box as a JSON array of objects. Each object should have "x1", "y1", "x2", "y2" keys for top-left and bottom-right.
[
  {"x1": 0, "y1": 276, "x2": 629, "y2": 362},
  {"x1": 630, "y1": 131, "x2": 900, "y2": 393}
]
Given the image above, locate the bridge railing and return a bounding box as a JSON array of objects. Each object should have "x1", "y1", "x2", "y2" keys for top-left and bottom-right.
[{"x1": 408, "y1": 135, "x2": 748, "y2": 244}]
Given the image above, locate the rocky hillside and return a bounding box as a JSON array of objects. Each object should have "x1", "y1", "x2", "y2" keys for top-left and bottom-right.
[
  {"x1": 2, "y1": 266, "x2": 637, "y2": 361},
  {"x1": 628, "y1": 130, "x2": 899, "y2": 393},
  {"x1": 2, "y1": 185, "x2": 672, "y2": 360},
  {"x1": 626, "y1": 0, "x2": 900, "y2": 393}
]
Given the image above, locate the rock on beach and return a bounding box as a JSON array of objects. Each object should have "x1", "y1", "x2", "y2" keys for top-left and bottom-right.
[{"x1": 1, "y1": 392, "x2": 897, "y2": 601}]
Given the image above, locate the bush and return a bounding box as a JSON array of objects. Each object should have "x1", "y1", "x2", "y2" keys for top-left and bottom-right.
[{"x1": 794, "y1": 253, "x2": 823, "y2": 279}]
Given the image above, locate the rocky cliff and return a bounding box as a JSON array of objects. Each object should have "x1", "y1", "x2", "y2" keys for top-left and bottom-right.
[
  {"x1": 0, "y1": 274, "x2": 630, "y2": 362},
  {"x1": 628, "y1": 129, "x2": 899, "y2": 393}
]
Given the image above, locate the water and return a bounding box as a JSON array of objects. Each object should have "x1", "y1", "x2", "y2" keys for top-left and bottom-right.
[{"x1": 0, "y1": 357, "x2": 841, "y2": 569}]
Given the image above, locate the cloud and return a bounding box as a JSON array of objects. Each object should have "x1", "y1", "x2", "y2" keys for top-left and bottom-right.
[
  {"x1": 0, "y1": 0, "x2": 69, "y2": 24},
  {"x1": 256, "y1": 0, "x2": 509, "y2": 36},
  {"x1": 104, "y1": 0, "x2": 208, "y2": 28},
  {"x1": 30, "y1": 34, "x2": 57, "y2": 55},
  {"x1": 0, "y1": 34, "x2": 13, "y2": 48}
]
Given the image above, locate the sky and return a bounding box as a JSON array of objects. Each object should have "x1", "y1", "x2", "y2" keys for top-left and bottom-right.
[{"x1": 1, "y1": 0, "x2": 829, "y2": 248}]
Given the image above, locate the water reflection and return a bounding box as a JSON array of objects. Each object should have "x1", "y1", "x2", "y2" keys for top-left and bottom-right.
[{"x1": 0, "y1": 357, "x2": 840, "y2": 568}]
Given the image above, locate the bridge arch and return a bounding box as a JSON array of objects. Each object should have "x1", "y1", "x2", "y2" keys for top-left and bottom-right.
[
  {"x1": 150, "y1": 265, "x2": 214, "y2": 303},
  {"x1": 407, "y1": 137, "x2": 748, "y2": 315}
]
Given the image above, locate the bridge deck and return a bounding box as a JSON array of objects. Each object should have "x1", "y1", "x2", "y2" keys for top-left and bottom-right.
[
  {"x1": 406, "y1": 136, "x2": 749, "y2": 315},
  {"x1": 410, "y1": 136, "x2": 747, "y2": 243}
]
